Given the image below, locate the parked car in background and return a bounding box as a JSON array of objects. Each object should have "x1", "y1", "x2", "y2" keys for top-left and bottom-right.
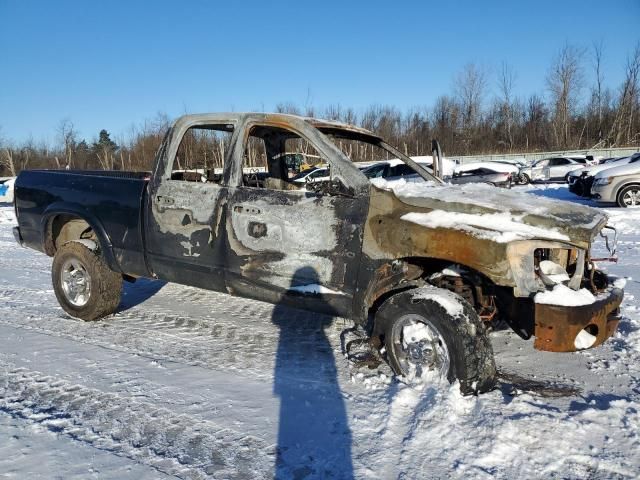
[
  {"x1": 361, "y1": 160, "x2": 512, "y2": 188},
  {"x1": 456, "y1": 161, "x2": 520, "y2": 175},
  {"x1": 591, "y1": 159, "x2": 640, "y2": 207},
  {"x1": 360, "y1": 159, "x2": 419, "y2": 181},
  {"x1": 518, "y1": 157, "x2": 585, "y2": 183},
  {"x1": 492, "y1": 157, "x2": 529, "y2": 168},
  {"x1": 452, "y1": 162, "x2": 513, "y2": 188},
  {"x1": 568, "y1": 154, "x2": 640, "y2": 197},
  {"x1": 0, "y1": 177, "x2": 16, "y2": 203},
  {"x1": 290, "y1": 165, "x2": 330, "y2": 184},
  {"x1": 597, "y1": 156, "x2": 623, "y2": 165}
]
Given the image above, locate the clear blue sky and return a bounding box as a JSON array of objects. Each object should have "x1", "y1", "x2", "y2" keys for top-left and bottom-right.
[{"x1": 1, "y1": 0, "x2": 638, "y2": 145}]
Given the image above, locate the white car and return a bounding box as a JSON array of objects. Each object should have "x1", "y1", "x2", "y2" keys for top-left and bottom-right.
[
  {"x1": 362, "y1": 160, "x2": 512, "y2": 188},
  {"x1": 520, "y1": 157, "x2": 586, "y2": 183},
  {"x1": 591, "y1": 158, "x2": 640, "y2": 207},
  {"x1": 0, "y1": 177, "x2": 15, "y2": 203},
  {"x1": 291, "y1": 166, "x2": 330, "y2": 184},
  {"x1": 567, "y1": 154, "x2": 639, "y2": 197}
]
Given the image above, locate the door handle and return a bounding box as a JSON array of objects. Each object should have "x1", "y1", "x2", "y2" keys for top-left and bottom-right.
[
  {"x1": 157, "y1": 195, "x2": 175, "y2": 206},
  {"x1": 234, "y1": 205, "x2": 261, "y2": 215}
]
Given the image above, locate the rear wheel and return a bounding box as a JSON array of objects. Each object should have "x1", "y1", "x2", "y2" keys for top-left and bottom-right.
[
  {"x1": 52, "y1": 242, "x2": 122, "y2": 320},
  {"x1": 375, "y1": 286, "x2": 496, "y2": 395},
  {"x1": 616, "y1": 185, "x2": 640, "y2": 208}
]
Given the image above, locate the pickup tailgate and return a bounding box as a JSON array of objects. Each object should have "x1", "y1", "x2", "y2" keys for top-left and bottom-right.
[{"x1": 15, "y1": 170, "x2": 150, "y2": 276}]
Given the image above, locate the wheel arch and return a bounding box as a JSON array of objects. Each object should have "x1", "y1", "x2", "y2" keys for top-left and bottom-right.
[
  {"x1": 41, "y1": 203, "x2": 121, "y2": 273},
  {"x1": 362, "y1": 257, "x2": 497, "y2": 336},
  {"x1": 616, "y1": 181, "x2": 640, "y2": 205}
]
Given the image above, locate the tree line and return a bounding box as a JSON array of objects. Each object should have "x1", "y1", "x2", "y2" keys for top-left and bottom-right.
[{"x1": 2, "y1": 42, "x2": 639, "y2": 176}]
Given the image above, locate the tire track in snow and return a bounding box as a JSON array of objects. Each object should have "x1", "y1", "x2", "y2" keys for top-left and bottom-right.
[
  {"x1": 0, "y1": 284, "x2": 354, "y2": 387},
  {"x1": 0, "y1": 362, "x2": 275, "y2": 480}
]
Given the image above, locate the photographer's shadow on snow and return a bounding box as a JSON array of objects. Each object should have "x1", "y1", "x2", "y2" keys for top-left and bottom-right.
[
  {"x1": 117, "y1": 278, "x2": 166, "y2": 312},
  {"x1": 272, "y1": 266, "x2": 354, "y2": 479}
]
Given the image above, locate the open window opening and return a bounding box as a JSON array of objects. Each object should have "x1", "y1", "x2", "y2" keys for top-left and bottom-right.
[
  {"x1": 320, "y1": 133, "x2": 437, "y2": 183},
  {"x1": 242, "y1": 125, "x2": 328, "y2": 191},
  {"x1": 171, "y1": 124, "x2": 234, "y2": 183}
]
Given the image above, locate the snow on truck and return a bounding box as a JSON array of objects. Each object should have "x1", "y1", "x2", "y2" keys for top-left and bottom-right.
[{"x1": 12, "y1": 113, "x2": 623, "y2": 394}]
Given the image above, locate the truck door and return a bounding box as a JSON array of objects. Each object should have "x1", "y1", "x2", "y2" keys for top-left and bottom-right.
[
  {"x1": 144, "y1": 121, "x2": 236, "y2": 291},
  {"x1": 223, "y1": 121, "x2": 369, "y2": 317}
]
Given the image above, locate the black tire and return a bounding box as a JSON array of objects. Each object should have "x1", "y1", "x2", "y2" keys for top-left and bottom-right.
[
  {"x1": 518, "y1": 173, "x2": 530, "y2": 185},
  {"x1": 616, "y1": 184, "x2": 640, "y2": 208},
  {"x1": 573, "y1": 181, "x2": 585, "y2": 197},
  {"x1": 564, "y1": 173, "x2": 571, "y2": 183},
  {"x1": 52, "y1": 242, "x2": 122, "y2": 321},
  {"x1": 375, "y1": 286, "x2": 496, "y2": 395}
]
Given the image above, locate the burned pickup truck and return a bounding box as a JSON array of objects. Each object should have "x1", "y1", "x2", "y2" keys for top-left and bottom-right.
[{"x1": 12, "y1": 113, "x2": 623, "y2": 394}]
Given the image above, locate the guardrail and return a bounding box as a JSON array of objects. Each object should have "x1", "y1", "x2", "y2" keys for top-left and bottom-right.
[{"x1": 449, "y1": 147, "x2": 640, "y2": 165}]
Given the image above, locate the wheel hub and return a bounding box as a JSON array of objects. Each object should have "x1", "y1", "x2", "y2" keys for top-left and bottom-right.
[
  {"x1": 396, "y1": 315, "x2": 450, "y2": 379},
  {"x1": 622, "y1": 189, "x2": 640, "y2": 207},
  {"x1": 61, "y1": 259, "x2": 91, "y2": 307}
]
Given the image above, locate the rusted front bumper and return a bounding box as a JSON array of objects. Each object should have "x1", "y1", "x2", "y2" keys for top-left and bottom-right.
[{"x1": 533, "y1": 287, "x2": 623, "y2": 352}]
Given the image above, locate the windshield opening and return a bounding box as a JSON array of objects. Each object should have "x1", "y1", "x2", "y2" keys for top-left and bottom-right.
[{"x1": 318, "y1": 129, "x2": 440, "y2": 183}]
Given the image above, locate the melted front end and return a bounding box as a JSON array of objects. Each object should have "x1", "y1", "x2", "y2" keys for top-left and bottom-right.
[{"x1": 529, "y1": 226, "x2": 623, "y2": 352}]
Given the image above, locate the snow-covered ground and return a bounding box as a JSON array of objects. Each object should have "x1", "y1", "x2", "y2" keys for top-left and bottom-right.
[{"x1": 0, "y1": 185, "x2": 638, "y2": 479}]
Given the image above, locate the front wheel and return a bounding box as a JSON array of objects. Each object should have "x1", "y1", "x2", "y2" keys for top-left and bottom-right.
[
  {"x1": 375, "y1": 286, "x2": 496, "y2": 395},
  {"x1": 517, "y1": 173, "x2": 530, "y2": 185},
  {"x1": 616, "y1": 185, "x2": 640, "y2": 208},
  {"x1": 52, "y1": 242, "x2": 123, "y2": 320}
]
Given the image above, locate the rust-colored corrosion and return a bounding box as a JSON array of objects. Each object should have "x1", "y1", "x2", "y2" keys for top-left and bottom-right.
[
  {"x1": 533, "y1": 288, "x2": 623, "y2": 352},
  {"x1": 362, "y1": 261, "x2": 424, "y2": 311}
]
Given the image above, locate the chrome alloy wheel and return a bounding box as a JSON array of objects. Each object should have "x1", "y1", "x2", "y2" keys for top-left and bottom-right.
[
  {"x1": 60, "y1": 258, "x2": 92, "y2": 307},
  {"x1": 391, "y1": 314, "x2": 451, "y2": 379},
  {"x1": 621, "y1": 187, "x2": 640, "y2": 207}
]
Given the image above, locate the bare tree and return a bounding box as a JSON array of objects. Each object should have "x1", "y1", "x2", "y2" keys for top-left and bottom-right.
[
  {"x1": 546, "y1": 44, "x2": 585, "y2": 147},
  {"x1": 497, "y1": 62, "x2": 517, "y2": 151},
  {"x1": 592, "y1": 40, "x2": 605, "y2": 142},
  {"x1": 455, "y1": 63, "x2": 488, "y2": 130},
  {"x1": 0, "y1": 126, "x2": 16, "y2": 176},
  {"x1": 57, "y1": 119, "x2": 77, "y2": 169},
  {"x1": 1, "y1": 148, "x2": 16, "y2": 176},
  {"x1": 608, "y1": 43, "x2": 640, "y2": 146}
]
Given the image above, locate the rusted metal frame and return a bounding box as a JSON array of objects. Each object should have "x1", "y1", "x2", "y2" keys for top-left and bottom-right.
[
  {"x1": 153, "y1": 115, "x2": 240, "y2": 188},
  {"x1": 227, "y1": 115, "x2": 369, "y2": 195}
]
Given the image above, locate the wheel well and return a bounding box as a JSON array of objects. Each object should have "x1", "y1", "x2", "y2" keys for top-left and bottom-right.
[
  {"x1": 45, "y1": 215, "x2": 96, "y2": 256},
  {"x1": 365, "y1": 257, "x2": 499, "y2": 335},
  {"x1": 618, "y1": 182, "x2": 640, "y2": 193}
]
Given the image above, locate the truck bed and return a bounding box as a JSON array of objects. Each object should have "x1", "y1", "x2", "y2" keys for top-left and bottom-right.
[{"x1": 14, "y1": 169, "x2": 151, "y2": 276}]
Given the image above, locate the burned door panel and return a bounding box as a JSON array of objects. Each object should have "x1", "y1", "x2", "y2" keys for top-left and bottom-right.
[
  {"x1": 146, "y1": 180, "x2": 228, "y2": 291},
  {"x1": 224, "y1": 186, "x2": 368, "y2": 317}
]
